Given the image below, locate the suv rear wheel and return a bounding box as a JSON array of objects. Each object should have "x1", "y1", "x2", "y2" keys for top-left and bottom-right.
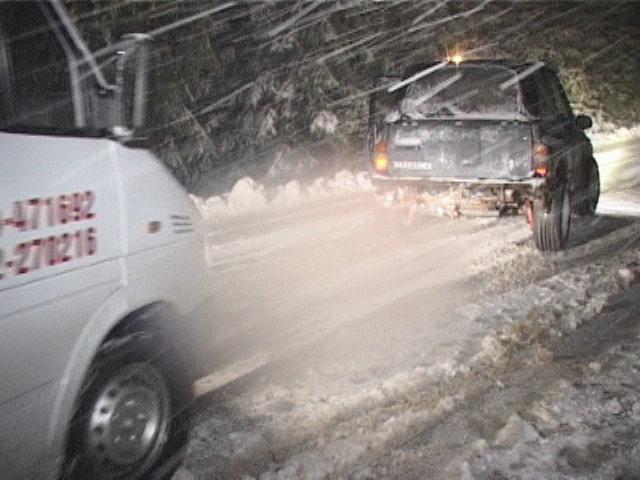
[
  {"x1": 533, "y1": 181, "x2": 571, "y2": 252},
  {"x1": 574, "y1": 157, "x2": 600, "y2": 216}
]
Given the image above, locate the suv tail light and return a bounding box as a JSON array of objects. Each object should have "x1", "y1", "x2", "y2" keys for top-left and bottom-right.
[
  {"x1": 532, "y1": 143, "x2": 549, "y2": 177},
  {"x1": 373, "y1": 142, "x2": 390, "y2": 174}
]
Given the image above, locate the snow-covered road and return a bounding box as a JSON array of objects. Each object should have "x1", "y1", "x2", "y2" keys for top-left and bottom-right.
[
  {"x1": 194, "y1": 193, "x2": 486, "y2": 387},
  {"x1": 595, "y1": 129, "x2": 640, "y2": 217},
  {"x1": 176, "y1": 130, "x2": 640, "y2": 479}
]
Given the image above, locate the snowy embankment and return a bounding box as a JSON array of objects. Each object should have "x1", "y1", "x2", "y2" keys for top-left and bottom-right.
[
  {"x1": 453, "y1": 218, "x2": 640, "y2": 479},
  {"x1": 591, "y1": 126, "x2": 640, "y2": 217},
  {"x1": 191, "y1": 170, "x2": 373, "y2": 221}
]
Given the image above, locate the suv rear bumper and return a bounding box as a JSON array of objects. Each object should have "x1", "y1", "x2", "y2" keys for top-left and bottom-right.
[{"x1": 371, "y1": 174, "x2": 548, "y2": 215}]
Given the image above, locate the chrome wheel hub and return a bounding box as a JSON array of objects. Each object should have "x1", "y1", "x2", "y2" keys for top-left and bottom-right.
[{"x1": 87, "y1": 364, "x2": 169, "y2": 467}]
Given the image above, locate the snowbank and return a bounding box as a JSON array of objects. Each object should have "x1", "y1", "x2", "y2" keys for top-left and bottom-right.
[
  {"x1": 192, "y1": 169, "x2": 373, "y2": 221},
  {"x1": 590, "y1": 124, "x2": 640, "y2": 148}
]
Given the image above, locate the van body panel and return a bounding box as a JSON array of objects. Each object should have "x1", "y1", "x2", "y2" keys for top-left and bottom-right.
[
  {"x1": 0, "y1": 1, "x2": 213, "y2": 474},
  {"x1": 0, "y1": 134, "x2": 123, "y2": 406}
]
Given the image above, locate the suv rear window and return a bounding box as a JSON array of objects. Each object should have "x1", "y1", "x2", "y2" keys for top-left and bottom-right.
[{"x1": 401, "y1": 65, "x2": 519, "y2": 118}]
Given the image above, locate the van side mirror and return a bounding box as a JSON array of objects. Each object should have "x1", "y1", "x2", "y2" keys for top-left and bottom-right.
[
  {"x1": 113, "y1": 34, "x2": 150, "y2": 139},
  {"x1": 576, "y1": 114, "x2": 592, "y2": 131}
]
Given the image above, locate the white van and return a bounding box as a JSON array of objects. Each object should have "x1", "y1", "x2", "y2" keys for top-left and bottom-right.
[{"x1": 0, "y1": 1, "x2": 212, "y2": 478}]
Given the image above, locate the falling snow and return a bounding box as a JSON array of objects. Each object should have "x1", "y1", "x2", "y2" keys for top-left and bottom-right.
[{"x1": 60, "y1": 2, "x2": 640, "y2": 478}]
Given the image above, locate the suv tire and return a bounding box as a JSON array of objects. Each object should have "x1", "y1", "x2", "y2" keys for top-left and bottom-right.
[
  {"x1": 574, "y1": 157, "x2": 600, "y2": 216},
  {"x1": 534, "y1": 181, "x2": 571, "y2": 252}
]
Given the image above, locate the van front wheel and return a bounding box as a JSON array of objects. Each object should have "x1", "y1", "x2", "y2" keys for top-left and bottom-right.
[{"x1": 64, "y1": 332, "x2": 186, "y2": 479}]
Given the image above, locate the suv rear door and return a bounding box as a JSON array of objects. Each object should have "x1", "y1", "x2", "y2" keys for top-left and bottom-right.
[{"x1": 533, "y1": 67, "x2": 591, "y2": 188}]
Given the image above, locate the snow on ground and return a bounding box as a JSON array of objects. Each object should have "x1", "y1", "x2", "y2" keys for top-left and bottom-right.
[
  {"x1": 589, "y1": 125, "x2": 640, "y2": 146},
  {"x1": 456, "y1": 238, "x2": 640, "y2": 479},
  {"x1": 180, "y1": 220, "x2": 640, "y2": 479},
  {"x1": 591, "y1": 126, "x2": 640, "y2": 198},
  {"x1": 191, "y1": 170, "x2": 373, "y2": 221},
  {"x1": 178, "y1": 128, "x2": 640, "y2": 479}
]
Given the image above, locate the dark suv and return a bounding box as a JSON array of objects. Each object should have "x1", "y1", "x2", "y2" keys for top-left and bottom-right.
[{"x1": 367, "y1": 60, "x2": 600, "y2": 251}]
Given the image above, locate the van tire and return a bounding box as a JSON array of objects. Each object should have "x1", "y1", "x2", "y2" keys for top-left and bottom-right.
[
  {"x1": 63, "y1": 332, "x2": 190, "y2": 479},
  {"x1": 533, "y1": 181, "x2": 571, "y2": 252}
]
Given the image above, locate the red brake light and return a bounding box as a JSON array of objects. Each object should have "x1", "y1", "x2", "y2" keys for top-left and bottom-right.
[
  {"x1": 533, "y1": 143, "x2": 549, "y2": 177},
  {"x1": 373, "y1": 142, "x2": 390, "y2": 174}
]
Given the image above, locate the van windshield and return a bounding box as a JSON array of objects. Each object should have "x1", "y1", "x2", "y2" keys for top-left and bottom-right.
[{"x1": 0, "y1": 1, "x2": 78, "y2": 132}]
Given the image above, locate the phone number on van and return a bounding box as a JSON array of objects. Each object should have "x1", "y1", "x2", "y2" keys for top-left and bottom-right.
[
  {"x1": 0, "y1": 228, "x2": 98, "y2": 280},
  {"x1": 0, "y1": 191, "x2": 98, "y2": 281}
]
